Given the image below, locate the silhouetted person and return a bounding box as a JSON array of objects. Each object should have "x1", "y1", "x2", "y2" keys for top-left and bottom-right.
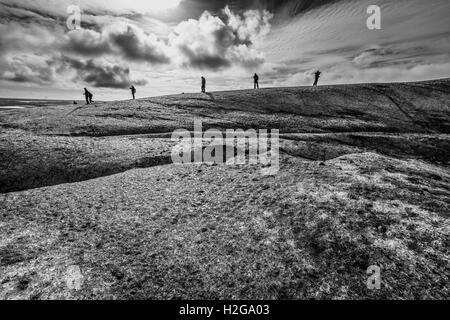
[
  {"x1": 254, "y1": 73, "x2": 259, "y2": 89},
  {"x1": 130, "y1": 86, "x2": 136, "y2": 100},
  {"x1": 313, "y1": 70, "x2": 321, "y2": 86},
  {"x1": 84, "y1": 88, "x2": 93, "y2": 105},
  {"x1": 201, "y1": 76, "x2": 206, "y2": 93}
]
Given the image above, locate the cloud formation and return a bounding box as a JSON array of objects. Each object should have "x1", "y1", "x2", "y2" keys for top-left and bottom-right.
[
  {"x1": 62, "y1": 57, "x2": 147, "y2": 89},
  {"x1": 63, "y1": 29, "x2": 111, "y2": 56},
  {"x1": 61, "y1": 6, "x2": 272, "y2": 70},
  {"x1": 108, "y1": 24, "x2": 171, "y2": 63},
  {"x1": 0, "y1": 54, "x2": 56, "y2": 84},
  {"x1": 170, "y1": 7, "x2": 272, "y2": 70},
  {"x1": 0, "y1": 4, "x2": 273, "y2": 89},
  {"x1": 63, "y1": 23, "x2": 171, "y2": 64},
  {"x1": 0, "y1": 0, "x2": 449, "y2": 98}
]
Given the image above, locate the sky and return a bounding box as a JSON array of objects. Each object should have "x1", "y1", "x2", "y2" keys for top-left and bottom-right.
[{"x1": 0, "y1": 0, "x2": 449, "y2": 100}]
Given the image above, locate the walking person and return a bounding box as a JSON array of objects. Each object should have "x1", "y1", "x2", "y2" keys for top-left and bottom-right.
[
  {"x1": 253, "y1": 73, "x2": 259, "y2": 89},
  {"x1": 201, "y1": 76, "x2": 206, "y2": 93},
  {"x1": 83, "y1": 88, "x2": 93, "y2": 105},
  {"x1": 130, "y1": 85, "x2": 136, "y2": 100},
  {"x1": 313, "y1": 70, "x2": 322, "y2": 86}
]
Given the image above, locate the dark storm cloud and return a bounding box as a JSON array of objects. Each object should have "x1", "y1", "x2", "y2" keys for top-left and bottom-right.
[
  {"x1": 62, "y1": 57, "x2": 147, "y2": 88},
  {"x1": 108, "y1": 25, "x2": 171, "y2": 63},
  {"x1": 62, "y1": 24, "x2": 171, "y2": 64},
  {"x1": 179, "y1": 45, "x2": 230, "y2": 69},
  {"x1": 63, "y1": 29, "x2": 111, "y2": 56}
]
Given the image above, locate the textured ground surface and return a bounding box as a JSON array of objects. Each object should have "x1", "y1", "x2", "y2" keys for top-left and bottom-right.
[{"x1": 0, "y1": 79, "x2": 449, "y2": 299}]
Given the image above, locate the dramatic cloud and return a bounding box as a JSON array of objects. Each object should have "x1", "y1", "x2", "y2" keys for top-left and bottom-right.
[
  {"x1": 0, "y1": 54, "x2": 56, "y2": 84},
  {"x1": 0, "y1": 1, "x2": 274, "y2": 93},
  {"x1": 107, "y1": 24, "x2": 171, "y2": 63},
  {"x1": 0, "y1": 0, "x2": 449, "y2": 99},
  {"x1": 62, "y1": 57, "x2": 147, "y2": 89},
  {"x1": 63, "y1": 29, "x2": 111, "y2": 56},
  {"x1": 170, "y1": 7, "x2": 272, "y2": 70},
  {"x1": 63, "y1": 24, "x2": 171, "y2": 64},
  {"x1": 224, "y1": 6, "x2": 272, "y2": 43},
  {"x1": 61, "y1": 6, "x2": 272, "y2": 70}
]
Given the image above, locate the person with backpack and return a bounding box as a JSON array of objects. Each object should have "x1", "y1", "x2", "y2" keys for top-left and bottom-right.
[
  {"x1": 313, "y1": 70, "x2": 322, "y2": 86},
  {"x1": 83, "y1": 88, "x2": 93, "y2": 105}
]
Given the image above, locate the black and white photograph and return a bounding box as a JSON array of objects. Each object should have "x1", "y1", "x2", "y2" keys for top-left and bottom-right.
[{"x1": 0, "y1": 0, "x2": 449, "y2": 307}]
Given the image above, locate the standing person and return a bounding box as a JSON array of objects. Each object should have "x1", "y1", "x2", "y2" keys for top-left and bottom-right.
[
  {"x1": 83, "y1": 88, "x2": 92, "y2": 105},
  {"x1": 253, "y1": 73, "x2": 259, "y2": 89},
  {"x1": 201, "y1": 76, "x2": 206, "y2": 93},
  {"x1": 313, "y1": 70, "x2": 322, "y2": 86},
  {"x1": 130, "y1": 85, "x2": 136, "y2": 100}
]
